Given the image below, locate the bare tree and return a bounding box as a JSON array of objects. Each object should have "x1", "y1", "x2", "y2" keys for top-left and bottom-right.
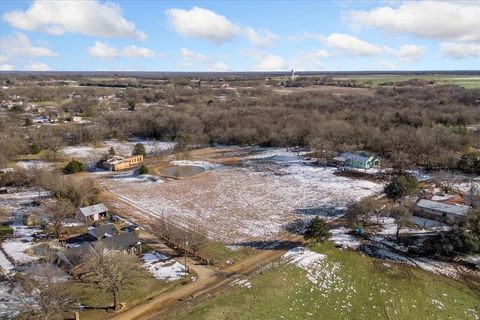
[
  {"x1": 19, "y1": 263, "x2": 76, "y2": 320},
  {"x1": 45, "y1": 199, "x2": 75, "y2": 238},
  {"x1": 83, "y1": 247, "x2": 142, "y2": 311},
  {"x1": 346, "y1": 197, "x2": 381, "y2": 228},
  {"x1": 432, "y1": 170, "x2": 457, "y2": 194},
  {"x1": 391, "y1": 202, "x2": 414, "y2": 239}
]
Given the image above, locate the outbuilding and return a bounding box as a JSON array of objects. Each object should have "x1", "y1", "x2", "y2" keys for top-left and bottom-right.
[
  {"x1": 75, "y1": 203, "x2": 109, "y2": 224},
  {"x1": 415, "y1": 199, "x2": 471, "y2": 224}
]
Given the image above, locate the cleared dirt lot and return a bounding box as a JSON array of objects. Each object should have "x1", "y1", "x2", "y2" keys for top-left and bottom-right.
[{"x1": 104, "y1": 147, "x2": 382, "y2": 243}]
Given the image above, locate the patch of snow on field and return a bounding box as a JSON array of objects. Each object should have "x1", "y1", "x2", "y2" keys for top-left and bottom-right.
[
  {"x1": 107, "y1": 148, "x2": 382, "y2": 242},
  {"x1": 61, "y1": 139, "x2": 175, "y2": 160},
  {"x1": 2, "y1": 225, "x2": 42, "y2": 264},
  {"x1": 16, "y1": 160, "x2": 53, "y2": 170},
  {"x1": 142, "y1": 251, "x2": 186, "y2": 281},
  {"x1": 0, "y1": 251, "x2": 14, "y2": 273},
  {"x1": 170, "y1": 160, "x2": 221, "y2": 170},
  {"x1": 283, "y1": 247, "x2": 345, "y2": 294},
  {"x1": 330, "y1": 228, "x2": 361, "y2": 249},
  {"x1": 231, "y1": 278, "x2": 252, "y2": 288},
  {"x1": 107, "y1": 171, "x2": 161, "y2": 183},
  {"x1": 0, "y1": 282, "x2": 27, "y2": 319}
]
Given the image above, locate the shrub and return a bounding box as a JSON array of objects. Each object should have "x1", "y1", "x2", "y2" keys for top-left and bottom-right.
[
  {"x1": 138, "y1": 165, "x2": 148, "y2": 175},
  {"x1": 132, "y1": 143, "x2": 146, "y2": 157},
  {"x1": 385, "y1": 174, "x2": 418, "y2": 201},
  {"x1": 305, "y1": 217, "x2": 330, "y2": 243},
  {"x1": 30, "y1": 144, "x2": 41, "y2": 154},
  {"x1": 63, "y1": 160, "x2": 84, "y2": 174}
]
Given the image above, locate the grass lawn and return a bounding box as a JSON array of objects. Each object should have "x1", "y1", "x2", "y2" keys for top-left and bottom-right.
[
  {"x1": 72, "y1": 270, "x2": 185, "y2": 320},
  {"x1": 0, "y1": 224, "x2": 13, "y2": 241},
  {"x1": 339, "y1": 75, "x2": 480, "y2": 89},
  {"x1": 197, "y1": 241, "x2": 254, "y2": 267},
  {"x1": 176, "y1": 242, "x2": 480, "y2": 320}
]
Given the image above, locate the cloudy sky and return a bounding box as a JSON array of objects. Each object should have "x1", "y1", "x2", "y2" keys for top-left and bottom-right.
[{"x1": 0, "y1": 0, "x2": 479, "y2": 71}]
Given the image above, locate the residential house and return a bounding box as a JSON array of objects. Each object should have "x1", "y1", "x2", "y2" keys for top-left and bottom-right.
[
  {"x1": 415, "y1": 199, "x2": 471, "y2": 224},
  {"x1": 102, "y1": 155, "x2": 143, "y2": 171},
  {"x1": 334, "y1": 152, "x2": 381, "y2": 170},
  {"x1": 75, "y1": 203, "x2": 109, "y2": 224},
  {"x1": 86, "y1": 224, "x2": 118, "y2": 241}
]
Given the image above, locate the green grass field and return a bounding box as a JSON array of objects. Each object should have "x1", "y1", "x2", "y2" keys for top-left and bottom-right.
[
  {"x1": 336, "y1": 75, "x2": 480, "y2": 89},
  {"x1": 176, "y1": 243, "x2": 480, "y2": 320}
]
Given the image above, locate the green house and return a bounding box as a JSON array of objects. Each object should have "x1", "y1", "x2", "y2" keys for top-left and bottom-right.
[{"x1": 336, "y1": 152, "x2": 381, "y2": 170}]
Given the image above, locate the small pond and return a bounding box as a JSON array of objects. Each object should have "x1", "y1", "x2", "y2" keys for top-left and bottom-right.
[{"x1": 159, "y1": 165, "x2": 205, "y2": 178}]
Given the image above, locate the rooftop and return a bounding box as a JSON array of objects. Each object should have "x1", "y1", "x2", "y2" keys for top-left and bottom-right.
[
  {"x1": 78, "y1": 203, "x2": 108, "y2": 217},
  {"x1": 417, "y1": 199, "x2": 471, "y2": 217}
]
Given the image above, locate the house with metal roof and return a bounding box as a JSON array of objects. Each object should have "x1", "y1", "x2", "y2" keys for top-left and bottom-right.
[
  {"x1": 334, "y1": 151, "x2": 381, "y2": 170},
  {"x1": 75, "y1": 203, "x2": 109, "y2": 224},
  {"x1": 415, "y1": 199, "x2": 471, "y2": 223}
]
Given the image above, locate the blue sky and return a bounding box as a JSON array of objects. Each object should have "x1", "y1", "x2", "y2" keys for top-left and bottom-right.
[{"x1": 0, "y1": 0, "x2": 479, "y2": 71}]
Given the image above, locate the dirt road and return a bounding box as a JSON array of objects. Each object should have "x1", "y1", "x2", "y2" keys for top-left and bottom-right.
[{"x1": 109, "y1": 237, "x2": 302, "y2": 320}]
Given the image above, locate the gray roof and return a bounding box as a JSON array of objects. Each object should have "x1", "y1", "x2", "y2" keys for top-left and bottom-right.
[
  {"x1": 417, "y1": 199, "x2": 471, "y2": 217},
  {"x1": 96, "y1": 232, "x2": 141, "y2": 251},
  {"x1": 87, "y1": 224, "x2": 118, "y2": 240},
  {"x1": 78, "y1": 203, "x2": 108, "y2": 217}
]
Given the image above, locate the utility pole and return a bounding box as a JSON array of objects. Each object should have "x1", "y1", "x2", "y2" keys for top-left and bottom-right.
[{"x1": 184, "y1": 237, "x2": 188, "y2": 278}]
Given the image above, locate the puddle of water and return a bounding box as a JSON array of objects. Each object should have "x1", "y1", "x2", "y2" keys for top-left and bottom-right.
[{"x1": 159, "y1": 165, "x2": 205, "y2": 178}]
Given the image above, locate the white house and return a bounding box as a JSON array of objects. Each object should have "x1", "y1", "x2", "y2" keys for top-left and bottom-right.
[{"x1": 75, "y1": 203, "x2": 109, "y2": 224}]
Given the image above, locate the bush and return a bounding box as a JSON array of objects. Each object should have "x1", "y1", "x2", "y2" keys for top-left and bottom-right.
[
  {"x1": 138, "y1": 165, "x2": 148, "y2": 175},
  {"x1": 30, "y1": 144, "x2": 41, "y2": 154},
  {"x1": 305, "y1": 217, "x2": 330, "y2": 243},
  {"x1": 63, "y1": 160, "x2": 84, "y2": 174},
  {"x1": 132, "y1": 143, "x2": 146, "y2": 157},
  {"x1": 385, "y1": 174, "x2": 418, "y2": 201}
]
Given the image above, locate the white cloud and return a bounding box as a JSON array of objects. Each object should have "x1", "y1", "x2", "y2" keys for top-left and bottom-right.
[
  {"x1": 286, "y1": 32, "x2": 315, "y2": 42},
  {"x1": 256, "y1": 54, "x2": 287, "y2": 71},
  {"x1": 122, "y1": 45, "x2": 156, "y2": 58},
  {"x1": 349, "y1": 1, "x2": 480, "y2": 42},
  {"x1": 244, "y1": 27, "x2": 278, "y2": 48},
  {"x1": 180, "y1": 48, "x2": 209, "y2": 62},
  {"x1": 4, "y1": 0, "x2": 145, "y2": 40},
  {"x1": 179, "y1": 48, "x2": 229, "y2": 71},
  {"x1": 321, "y1": 33, "x2": 382, "y2": 56},
  {"x1": 440, "y1": 42, "x2": 480, "y2": 59},
  {"x1": 380, "y1": 60, "x2": 397, "y2": 70},
  {"x1": 210, "y1": 62, "x2": 230, "y2": 72},
  {"x1": 88, "y1": 41, "x2": 157, "y2": 58},
  {"x1": 166, "y1": 7, "x2": 239, "y2": 44},
  {"x1": 384, "y1": 44, "x2": 426, "y2": 62},
  {"x1": 24, "y1": 61, "x2": 49, "y2": 71},
  {"x1": 166, "y1": 7, "x2": 277, "y2": 48},
  {"x1": 0, "y1": 64, "x2": 15, "y2": 71},
  {"x1": 0, "y1": 32, "x2": 58, "y2": 57}
]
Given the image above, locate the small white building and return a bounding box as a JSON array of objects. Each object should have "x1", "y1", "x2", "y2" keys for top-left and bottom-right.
[{"x1": 75, "y1": 203, "x2": 109, "y2": 224}]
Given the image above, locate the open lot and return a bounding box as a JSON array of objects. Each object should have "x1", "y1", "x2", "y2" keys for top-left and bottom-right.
[{"x1": 105, "y1": 147, "x2": 382, "y2": 243}]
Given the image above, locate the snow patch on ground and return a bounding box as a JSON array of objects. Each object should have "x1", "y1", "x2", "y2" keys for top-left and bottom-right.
[
  {"x1": 170, "y1": 160, "x2": 221, "y2": 170},
  {"x1": 16, "y1": 160, "x2": 53, "y2": 170},
  {"x1": 231, "y1": 278, "x2": 252, "y2": 288},
  {"x1": 142, "y1": 251, "x2": 186, "y2": 281},
  {"x1": 61, "y1": 139, "x2": 175, "y2": 160},
  {"x1": 2, "y1": 225, "x2": 42, "y2": 264},
  {"x1": 107, "y1": 171, "x2": 161, "y2": 184},
  {"x1": 0, "y1": 282, "x2": 28, "y2": 319},
  {"x1": 329, "y1": 228, "x2": 361, "y2": 249},
  {"x1": 107, "y1": 148, "x2": 382, "y2": 242}
]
